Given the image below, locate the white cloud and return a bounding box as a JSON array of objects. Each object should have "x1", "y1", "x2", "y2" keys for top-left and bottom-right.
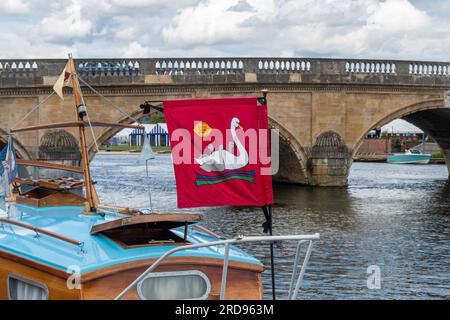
[
  {"x1": 110, "y1": 0, "x2": 163, "y2": 6},
  {"x1": 0, "y1": 0, "x2": 448, "y2": 61},
  {"x1": 116, "y1": 26, "x2": 137, "y2": 39},
  {"x1": 0, "y1": 0, "x2": 29, "y2": 15},
  {"x1": 38, "y1": 1, "x2": 93, "y2": 42},
  {"x1": 121, "y1": 41, "x2": 153, "y2": 57},
  {"x1": 108, "y1": 0, "x2": 197, "y2": 8},
  {"x1": 367, "y1": 0, "x2": 430, "y2": 33},
  {"x1": 274, "y1": 0, "x2": 434, "y2": 58},
  {"x1": 162, "y1": 0, "x2": 254, "y2": 47}
]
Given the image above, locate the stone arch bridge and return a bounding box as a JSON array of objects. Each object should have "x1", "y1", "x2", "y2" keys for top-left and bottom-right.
[{"x1": 1, "y1": 58, "x2": 450, "y2": 186}]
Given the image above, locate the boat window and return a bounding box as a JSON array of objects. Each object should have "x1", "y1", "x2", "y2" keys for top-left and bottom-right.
[
  {"x1": 8, "y1": 274, "x2": 49, "y2": 300},
  {"x1": 137, "y1": 271, "x2": 211, "y2": 300}
]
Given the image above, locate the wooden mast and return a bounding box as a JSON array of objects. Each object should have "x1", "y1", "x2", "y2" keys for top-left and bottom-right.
[
  {"x1": 67, "y1": 54, "x2": 98, "y2": 214},
  {"x1": 9, "y1": 56, "x2": 144, "y2": 213}
]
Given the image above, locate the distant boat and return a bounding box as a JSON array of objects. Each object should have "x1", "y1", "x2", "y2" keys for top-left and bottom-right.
[{"x1": 387, "y1": 149, "x2": 431, "y2": 164}]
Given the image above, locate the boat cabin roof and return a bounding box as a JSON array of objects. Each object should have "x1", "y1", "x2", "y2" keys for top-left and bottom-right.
[{"x1": 0, "y1": 204, "x2": 260, "y2": 275}]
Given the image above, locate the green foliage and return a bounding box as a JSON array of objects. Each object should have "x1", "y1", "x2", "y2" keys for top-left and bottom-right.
[
  {"x1": 393, "y1": 139, "x2": 401, "y2": 148},
  {"x1": 138, "y1": 116, "x2": 152, "y2": 124},
  {"x1": 432, "y1": 151, "x2": 443, "y2": 159},
  {"x1": 137, "y1": 113, "x2": 166, "y2": 124},
  {"x1": 149, "y1": 113, "x2": 166, "y2": 124}
]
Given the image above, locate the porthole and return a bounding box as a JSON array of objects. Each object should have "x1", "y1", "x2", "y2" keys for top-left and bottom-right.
[
  {"x1": 8, "y1": 274, "x2": 49, "y2": 300},
  {"x1": 137, "y1": 270, "x2": 211, "y2": 300}
]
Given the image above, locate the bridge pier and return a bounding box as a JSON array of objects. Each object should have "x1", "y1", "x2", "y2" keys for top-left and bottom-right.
[{"x1": 308, "y1": 131, "x2": 351, "y2": 187}]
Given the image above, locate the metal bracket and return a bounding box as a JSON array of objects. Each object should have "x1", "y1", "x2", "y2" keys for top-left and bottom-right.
[{"x1": 78, "y1": 242, "x2": 86, "y2": 255}]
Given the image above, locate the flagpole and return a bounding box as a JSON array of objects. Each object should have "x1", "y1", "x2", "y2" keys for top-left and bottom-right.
[
  {"x1": 268, "y1": 205, "x2": 276, "y2": 300},
  {"x1": 262, "y1": 205, "x2": 276, "y2": 300},
  {"x1": 67, "y1": 54, "x2": 97, "y2": 214},
  {"x1": 259, "y1": 89, "x2": 276, "y2": 300}
]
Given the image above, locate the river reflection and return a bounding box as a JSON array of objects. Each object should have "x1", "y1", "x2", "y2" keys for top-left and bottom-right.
[{"x1": 91, "y1": 154, "x2": 450, "y2": 299}]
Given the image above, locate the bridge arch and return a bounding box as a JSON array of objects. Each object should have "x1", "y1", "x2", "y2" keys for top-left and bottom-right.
[
  {"x1": 352, "y1": 99, "x2": 450, "y2": 176},
  {"x1": 307, "y1": 99, "x2": 450, "y2": 186},
  {"x1": 353, "y1": 99, "x2": 445, "y2": 155},
  {"x1": 269, "y1": 117, "x2": 309, "y2": 184}
]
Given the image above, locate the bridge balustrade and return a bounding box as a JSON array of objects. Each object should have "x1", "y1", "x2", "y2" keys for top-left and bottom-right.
[
  {"x1": 345, "y1": 60, "x2": 397, "y2": 74},
  {"x1": 154, "y1": 59, "x2": 244, "y2": 75},
  {"x1": 77, "y1": 60, "x2": 140, "y2": 76},
  {"x1": 409, "y1": 63, "x2": 450, "y2": 76},
  {"x1": 0, "y1": 60, "x2": 38, "y2": 72},
  {"x1": 257, "y1": 59, "x2": 311, "y2": 73},
  {"x1": 2, "y1": 58, "x2": 450, "y2": 86}
]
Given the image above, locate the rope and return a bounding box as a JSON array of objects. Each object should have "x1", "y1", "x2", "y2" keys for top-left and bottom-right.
[
  {"x1": 78, "y1": 77, "x2": 156, "y2": 212},
  {"x1": 78, "y1": 76, "x2": 140, "y2": 124},
  {"x1": 76, "y1": 75, "x2": 121, "y2": 209},
  {"x1": 11, "y1": 91, "x2": 56, "y2": 129}
]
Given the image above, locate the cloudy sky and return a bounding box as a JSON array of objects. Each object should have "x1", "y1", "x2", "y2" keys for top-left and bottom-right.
[{"x1": 0, "y1": 0, "x2": 448, "y2": 60}]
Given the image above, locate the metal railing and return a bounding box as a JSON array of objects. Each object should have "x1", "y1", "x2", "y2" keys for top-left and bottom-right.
[{"x1": 114, "y1": 233, "x2": 320, "y2": 300}]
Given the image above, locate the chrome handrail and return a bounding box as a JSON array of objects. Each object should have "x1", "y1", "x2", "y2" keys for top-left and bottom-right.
[
  {"x1": 114, "y1": 233, "x2": 320, "y2": 300},
  {"x1": 0, "y1": 217, "x2": 85, "y2": 252}
]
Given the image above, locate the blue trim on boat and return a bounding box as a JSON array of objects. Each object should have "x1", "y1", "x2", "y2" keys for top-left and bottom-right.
[{"x1": 387, "y1": 154, "x2": 431, "y2": 164}]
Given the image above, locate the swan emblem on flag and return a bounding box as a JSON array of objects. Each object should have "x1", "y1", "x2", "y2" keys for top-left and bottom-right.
[{"x1": 194, "y1": 117, "x2": 255, "y2": 186}]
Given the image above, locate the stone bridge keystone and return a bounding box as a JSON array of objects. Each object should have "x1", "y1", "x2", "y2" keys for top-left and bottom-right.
[{"x1": 1, "y1": 57, "x2": 450, "y2": 186}]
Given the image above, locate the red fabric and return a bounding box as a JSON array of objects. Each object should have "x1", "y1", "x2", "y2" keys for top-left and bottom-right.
[{"x1": 164, "y1": 97, "x2": 273, "y2": 208}]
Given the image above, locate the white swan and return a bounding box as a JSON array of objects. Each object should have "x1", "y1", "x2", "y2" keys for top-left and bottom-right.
[{"x1": 195, "y1": 117, "x2": 249, "y2": 172}]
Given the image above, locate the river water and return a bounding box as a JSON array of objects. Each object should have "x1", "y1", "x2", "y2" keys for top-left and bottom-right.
[{"x1": 91, "y1": 154, "x2": 450, "y2": 300}]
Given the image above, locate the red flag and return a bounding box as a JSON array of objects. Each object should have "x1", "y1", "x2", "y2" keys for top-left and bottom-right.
[{"x1": 164, "y1": 97, "x2": 273, "y2": 208}]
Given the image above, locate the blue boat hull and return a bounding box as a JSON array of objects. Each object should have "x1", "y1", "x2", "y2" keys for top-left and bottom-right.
[{"x1": 387, "y1": 154, "x2": 431, "y2": 164}]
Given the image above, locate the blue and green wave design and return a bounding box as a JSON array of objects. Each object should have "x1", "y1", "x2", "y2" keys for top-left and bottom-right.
[{"x1": 196, "y1": 170, "x2": 256, "y2": 186}]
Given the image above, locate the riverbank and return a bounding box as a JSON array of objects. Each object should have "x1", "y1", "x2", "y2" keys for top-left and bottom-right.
[{"x1": 353, "y1": 154, "x2": 387, "y2": 162}]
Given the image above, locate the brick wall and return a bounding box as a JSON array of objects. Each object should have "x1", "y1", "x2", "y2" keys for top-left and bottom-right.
[{"x1": 356, "y1": 137, "x2": 424, "y2": 154}]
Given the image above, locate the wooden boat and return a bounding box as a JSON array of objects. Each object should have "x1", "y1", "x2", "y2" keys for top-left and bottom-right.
[
  {"x1": 0, "y1": 55, "x2": 265, "y2": 300},
  {"x1": 0, "y1": 206, "x2": 265, "y2": 299},
  {"x1": 0, "y1": 55, "x2": 318, "y2": 300}
]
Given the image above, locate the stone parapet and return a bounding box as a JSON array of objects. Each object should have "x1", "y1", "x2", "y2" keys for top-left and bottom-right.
[{"x1": 2, "y1": 58, "x2": 450, "y2": 88}]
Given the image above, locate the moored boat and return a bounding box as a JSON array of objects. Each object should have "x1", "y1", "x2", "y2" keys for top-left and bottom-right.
[
  {"x1": 0, "y1": 204, "x2": 267, "y2": 299},
  {"x1": 387, "y1": 149, "x2": 431, "y2": 164},
  {"x1": 0, "y1": 55, "x2": 319, "y2": 300}
]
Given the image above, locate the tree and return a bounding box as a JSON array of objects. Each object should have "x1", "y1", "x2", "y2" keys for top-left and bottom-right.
[{"x1": 149, "y1": 112, "x2": 166, "y2": 124}]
